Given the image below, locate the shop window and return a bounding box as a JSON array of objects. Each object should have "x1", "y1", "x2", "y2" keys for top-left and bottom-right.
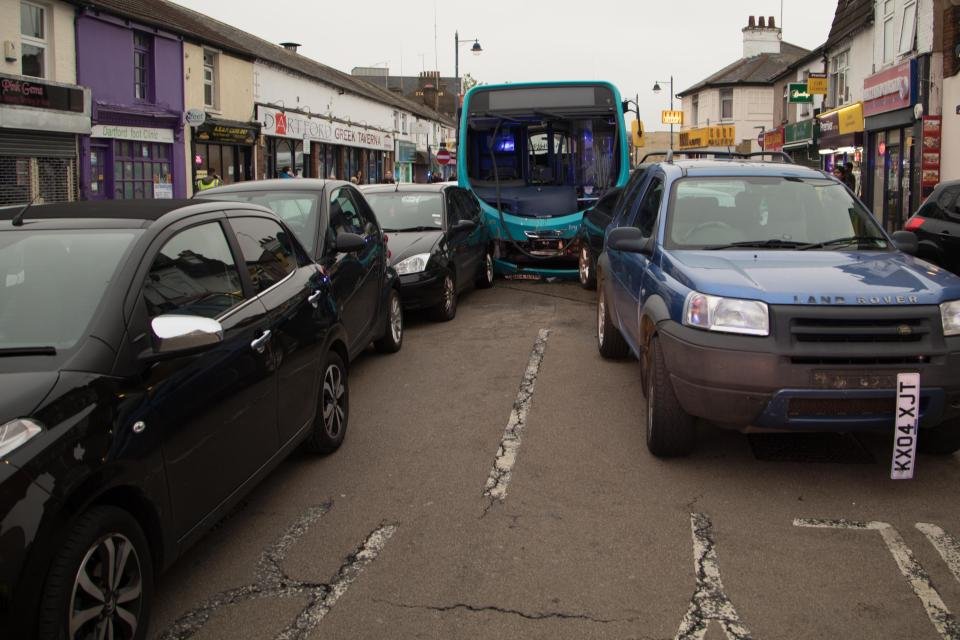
[
  {"x1": 203, "y1": 50, "x2": 219, "y2": 109},
  {"x1": 720, "y1": 89, "x2": 733, "y2": 121},
  {"x1": 393, "y1": 111, "x2": 400, "y2": 132},
  {"x1": 113, "y1": 141, "x2": 171, "y2": 200},
  {"x1": 829, "y1": 50, "x2": 849, "y2": 106},
  {"x1": 401, "y1": 113, "x2": 408, "y2": 135},
  {"x1": 20, "y1": 1, "x2": 46, "y2": 79},
  {"x1": 898, "y1": 2, "x2": 917, "y2": 56},
  {"x1": 134, "y1": 33, "x2": 153, "y2": 101},
  {"x1": 883, "y1": 0, "x2": 895, "y2": 64}
]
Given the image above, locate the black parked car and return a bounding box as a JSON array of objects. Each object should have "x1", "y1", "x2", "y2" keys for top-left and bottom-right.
[
  {"x1": 575, "y1": 186, "x2": 623, "y2": 290},
  {"x1": 904, "y1": 179, "x2": 960, "y2": 276},
  {"x1": 361, "y1": 183, "x2": 493, "y2": 321},
  {"x1": 196, "y1": 179, "x2": 403, "y2": 355},
  {"x1": 0, "y1": 200, "x2": 355, "y2": 639}
]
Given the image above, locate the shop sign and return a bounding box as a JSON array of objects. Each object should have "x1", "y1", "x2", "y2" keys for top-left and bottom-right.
[
  {"x1": 784, "y1": 119, "x2": 814, "y2": 145},
  {"x1": 0, "y1": 74, "x2": 84, "y2": 112},
  {"x1": 921, "y1": 116, "x2": 941, "y2": 188},
  {"x1": 818, "y1": 102, "x2": 864, "y2": 145},
  {"x1": 762, "y1": 127, "x2": 785, "y2": 151},
  {"x1": 397, "y1": 141, "x2": 417, "y2": 163},
  {"x1": 678, "y1": 125, "x2": 735, "y2": 150},
  {"x1": 807, "y1": 73, "x2": 828, "y2": 95},
  {"x1": 184, "y1": 109, "x2": 206, "y2": 127},
  {"x1": 661, "y1": 110, "x2": 684, "y2": 125},
  {"x1": 91, "y1": 124, "x2": 174, "y2": 144},
  {"x1": 788, "y1": 83, "x2": 813, "y2": 104},
  {"x1": 154, "y1": 183, "x2": 173, "y2": 199},
  {"x1": 257, "y1": 105, "x2": 393, "y2": 151},
  {"x1": 196, "y1": 121, "x2": 258, "y2": 145},
  {"x1": 862, "y1": 60, "x2": 915, "y2": 117}
]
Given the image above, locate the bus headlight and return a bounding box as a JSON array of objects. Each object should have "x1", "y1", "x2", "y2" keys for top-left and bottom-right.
[
  {"x1": 394, "y1": 253, "x2": 431, "y2": 275},
  {"x1": 683, "y1": 292, "x2": 769, "y2": 336}
]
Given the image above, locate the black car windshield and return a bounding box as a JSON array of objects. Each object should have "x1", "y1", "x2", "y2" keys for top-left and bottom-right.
[
  {"x1": 665, "y1": 176, "x2": 889, "y2": 250},
  {"x1": 197, "y1": 192, "x2": 320, "y2": 253},
  {"x1": 365, "y1": 193, "x2": 443, "y2": 231},
  {"x1": 0, "y1": 229, "x2": 139, "y2": 351}
]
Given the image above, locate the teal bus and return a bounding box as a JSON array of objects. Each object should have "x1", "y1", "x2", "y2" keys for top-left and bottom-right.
[{"x1": 458, "y1": 81, "x2": 630, "y2": 278}]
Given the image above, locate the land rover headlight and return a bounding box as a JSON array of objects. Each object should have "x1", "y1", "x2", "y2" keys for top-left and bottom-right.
[
  {"x1": 394, "y1": 253, "x2": 431, "y2": 275},
  {"x1": 942, "y1": 300, "x2": 960, "y2": 336},
  {"x1": 683, "y1": 292, "x2": 769, "y2": 336},
  {"x1": 0, "y1": 418, "x2": 42, "y2": 459}
]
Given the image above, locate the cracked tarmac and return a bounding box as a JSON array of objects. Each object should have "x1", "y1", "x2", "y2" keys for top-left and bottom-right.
[{"x1": 146, "y1": 281, "x2": 960, "y2": 640}]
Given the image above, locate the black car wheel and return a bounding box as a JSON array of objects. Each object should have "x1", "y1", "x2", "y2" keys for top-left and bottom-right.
[
  {"x1": 918, "y1": 418, "x2": 960, "y2": 455},
  {"x1": 579, "y1": 246, "x2": 596, "y2": 290},
  {"x1": 476, "y1": 251, "x2": 495, "y2": 289},
  {"x1": 597, "y1": 285, "x2": 629, "y2": 358},
  {"x1": 374, "y1": 288, "x2": 403, "y2": 353},
  {"x1": 432, "y1": 272, "x2": 458, "y2": 322},
  {"x1": 306, "y1": 351, "x2": 349, "y2": 453},
  {"x1": 39, "y1": 506, "x2": 153, "y2": 640},
  {"x1": 645, "y1": 336, "x2": 695, "y2": 458}
]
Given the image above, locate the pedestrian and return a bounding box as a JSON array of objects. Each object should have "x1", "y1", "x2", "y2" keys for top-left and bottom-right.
[
  {"x1": 843, "y1": 162, "x2": 857, "y2": 194},
  {"x1": 194, "y1": 167, "x2": 222, "y2": 192},
  {"x1": 279, "y1": 166, "x2": 294, "y2": 179},
  {"x1": 832, "y1": 165, "x2": 846, "y2": 183}
]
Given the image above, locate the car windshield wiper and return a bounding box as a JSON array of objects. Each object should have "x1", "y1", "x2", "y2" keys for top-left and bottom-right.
[
  {"x1": 390, "y1": 226, "x2": 442, "y2": 232},
  {"x1": 0, "y1": 346, "x2": 57, "y2": 356},
  {"x1": 703, "y1": 239, "x2": 806, "y2": 250},
  {"x1": 798, "y1": 235, "x2": 887, "y2": 250}
]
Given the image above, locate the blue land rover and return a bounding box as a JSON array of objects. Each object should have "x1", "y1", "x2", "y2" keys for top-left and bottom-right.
[{"x1": 596, "y1": 154, "x2": 960, "y2": 457}]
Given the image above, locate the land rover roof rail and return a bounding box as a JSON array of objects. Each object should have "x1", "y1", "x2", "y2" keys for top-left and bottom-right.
[
  {"x1": 740, "y1": 151, "x2": 795, "y2": 164},
  {"x1": 661, "y1": 149, "x2": 795, "y2": 164}
]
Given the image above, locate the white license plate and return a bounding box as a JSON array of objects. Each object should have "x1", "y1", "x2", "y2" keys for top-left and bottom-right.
[{"x1": 890, "y1": 372, "x2": 920, "y2": 480}]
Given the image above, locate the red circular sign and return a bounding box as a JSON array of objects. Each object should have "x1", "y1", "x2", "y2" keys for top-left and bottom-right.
[{"x1": 436, "y1": 149, "x2": 451, "y2": 165}]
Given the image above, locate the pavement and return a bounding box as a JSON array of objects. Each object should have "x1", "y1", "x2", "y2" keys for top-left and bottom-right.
[{"x1": 148, "y1": 280, "x2": 960, "y2": 640}]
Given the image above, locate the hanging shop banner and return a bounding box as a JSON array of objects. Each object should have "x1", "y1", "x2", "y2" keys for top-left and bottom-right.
[
  {"x1": 784, "y1": 119, "x2": 815, "y2": 147},
  {"x1": 762, "y1": 127, "x2": 785, "y2": 151},
  {"x1": 862, "y1": 60, "x2": 916, "y2": 118},
  {"x1": 196, "y1": 120, "x2": 259, "y2": 145},
  {"x1": 257, "y1": 105, "x2": 393, "y2": 151},
  {"x1": 677, "y1": 125, "x2": 735, "y2": 150},
  {"x1": 788, "y1": 83, "x2": 813, "y2": 103},
  {"x1": 807, "y1": 73, "x2": 828, "y2": 95},
  {"x1": 661, "y1": 110, "x2": 684, "y2": 125},
  {"x1": 921, "y1": 116, "x2": 942, "y2": 188},
  {"x1": 818, "y1": 102, "x2": 864, "y2": 147},
  {"x1": 397, "y1": 141, "x2": 417, "y2": 163}
]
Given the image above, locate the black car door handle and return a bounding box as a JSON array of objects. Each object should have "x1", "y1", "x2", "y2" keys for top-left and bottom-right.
[
  {"x1": 250, "y1": 330, "x2": 272, "y2": 354},
  {"x1": 308, "y1": 290, "x2": 323, "y2": 308}
]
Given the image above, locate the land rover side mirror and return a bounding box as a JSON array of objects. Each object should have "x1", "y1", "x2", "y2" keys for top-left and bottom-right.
[
  {"x1": 149, "y1": 314, "x2": 223, "y2": 357},
  {"x1": 335, "y1": 232, "x2": 365, "y2": 253},
  {"x1": 891, "y1": 230, "x2": 919, "y2": 256},
  {"x1": 607, "y1": 227, "x2": 652, "y2": 255}
]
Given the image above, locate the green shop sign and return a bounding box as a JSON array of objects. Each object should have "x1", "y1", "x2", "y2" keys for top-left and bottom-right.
[
  {"x1": 785, "y1": 119, "x2": 815, "y2": 145},
  {"x1": 788, "y1": 83, "x2": 813, "y2": 104}
]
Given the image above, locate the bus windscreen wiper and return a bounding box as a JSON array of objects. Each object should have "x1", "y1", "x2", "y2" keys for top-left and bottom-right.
[
  {"x1": 704, "y1": 239, "x2": 806, "y2": 250},
  {"x1": 797, "y1": 235, "x2": 886, "y2": 250},
  {"x1": 0, "y1": 346, "x2": 57, "y2": 356}
]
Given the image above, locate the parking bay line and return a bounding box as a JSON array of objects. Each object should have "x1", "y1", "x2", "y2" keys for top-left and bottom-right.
[{"x1": 481, "y1": 328, "x2": 551, "y2": 511}]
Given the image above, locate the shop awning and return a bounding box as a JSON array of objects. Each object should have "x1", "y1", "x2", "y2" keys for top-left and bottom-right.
[{"x1": 817, "y1": 102, "x2": 864, "y2": 149}]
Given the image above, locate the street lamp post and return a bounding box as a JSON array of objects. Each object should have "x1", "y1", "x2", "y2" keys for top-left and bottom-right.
[
  {"x1": 652, "y1": 76, "x2": 675, "y2": 151},
  {"x1": 454, "y1": 31, "x2": 482, "y2": 107}
]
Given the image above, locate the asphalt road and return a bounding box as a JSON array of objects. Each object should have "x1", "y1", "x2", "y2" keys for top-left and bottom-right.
[{"x1": 148, "y1": 280, "x2": 960, "y2": 640}]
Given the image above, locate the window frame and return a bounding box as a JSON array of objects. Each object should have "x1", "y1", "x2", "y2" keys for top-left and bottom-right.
[
  {"x1": 691, "y1": 94, "x2": 699, "y2": 127},
  {"x1": 897, "y1": 1, "x2": 918, "y2": 56},
  {"x1": 133, "y1": 32, "x2": 153, "y2": 102},
  {"x1": 829, "y1": 49, "x2": 850, "y2": 107},
  {"x1": 20, "y1": 1, "x2": 47, "y2": 79},
  {"x1": 720, "y1": 88, "x2": 734, "y2": 121},
  {"x1": 203, "y1": 49, "x2": 219, "y2": 110},
  {"x1": 882, "y1": 0, "x2": 895, "y2": 64}
]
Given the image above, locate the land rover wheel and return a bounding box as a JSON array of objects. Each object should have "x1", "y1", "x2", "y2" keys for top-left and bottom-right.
[
  {"x1": 597, "y1": 285, "x2": 629, "y2": 359},
  {"x1": 645, "y1": 336, "x2": 695, "y2": 457}
]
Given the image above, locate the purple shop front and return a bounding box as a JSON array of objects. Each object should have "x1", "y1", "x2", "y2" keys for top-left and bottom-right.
[{"x1": 76, "y1": 9, "x2": 186, "y2": 200}]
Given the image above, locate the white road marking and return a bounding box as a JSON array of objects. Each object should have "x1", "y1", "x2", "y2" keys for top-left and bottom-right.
[
  {"x1": 482, "y1": 328, "x2": 551, "y2": 507},
  {"x1": 674, "y1": 513, "x2": 753, "y2": 640},
  {"x1": 918, "y1": 523, "x2": 960, "y2": 586},
  {"x1": 795, "y1": 518, "x2": 960, "y2": 639}
]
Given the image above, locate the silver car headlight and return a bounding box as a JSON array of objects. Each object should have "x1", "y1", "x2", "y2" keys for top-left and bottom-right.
[
  {"x1": 394, "y1": 253, "x2": 431, "y2": 275},
  {"x1": 683, "y1": 291, "x2": 770, "y2": 336},
  {"x1": 942, "y1": 300, "x2": 960, "y2": 336},
  {"x1": 0, "y1": 418, "x2": 42, "y2": 459}
]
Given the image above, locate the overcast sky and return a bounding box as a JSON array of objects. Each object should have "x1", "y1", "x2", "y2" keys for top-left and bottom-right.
[{"x1": 176, "y1": 0, "x2": 838, "y2": 130}]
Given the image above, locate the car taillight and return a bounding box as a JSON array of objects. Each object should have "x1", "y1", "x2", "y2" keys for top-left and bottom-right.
[{"x1": 904, "y1": 217, "x2": 925, "y2": 232}]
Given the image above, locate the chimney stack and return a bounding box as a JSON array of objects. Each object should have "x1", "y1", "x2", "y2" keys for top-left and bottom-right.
[
  {"x1": 742, "y1": 15, "x2": 782, "y2": 58},
  {"x1": 280, "y1": 42, "x2": 301, "y2": 53}
]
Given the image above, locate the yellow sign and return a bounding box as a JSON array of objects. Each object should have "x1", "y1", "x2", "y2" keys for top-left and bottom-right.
[
  {"x1": 678, "y1": 125, "x2": 736, "y2": 150},
  {"x1": 807, "y1": 74, "x2": 828, "y2": 95},
  {"x1": 661, "y1": 110, "x2": 684, "y2": 125},
  {"x1": 631, "y1": 119, "x2": 645, "y2": 147}
]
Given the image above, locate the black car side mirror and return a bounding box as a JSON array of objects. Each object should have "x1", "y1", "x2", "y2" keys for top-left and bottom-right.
[
  {"x1": 450, "y1": 219, "x2": 477, "y2": 233},
  {"x1": 142, "y1": 314, "x2": 224, "y2": 361},
  {"x1": 891, "y1": 230, "x2": 919, "y2": 256},
  {"x1": 607, "y1": 227, "x2": 652, "y2": 255},
  {"x1": 335, "y1": 232, "x2": 366, "y2": 253}
]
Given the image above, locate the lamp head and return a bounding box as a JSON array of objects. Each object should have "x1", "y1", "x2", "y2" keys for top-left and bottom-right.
[
  {"x1": 652, "y1": 82, "x2": 662, "y2": 94},
  {"x1": 471, "y1": 40, "x2": 483, "y2": 55}
]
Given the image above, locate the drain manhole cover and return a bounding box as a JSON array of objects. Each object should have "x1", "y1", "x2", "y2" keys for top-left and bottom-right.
[{"x1": 748, "y1": 432, "x2": 875, "y2": 464}]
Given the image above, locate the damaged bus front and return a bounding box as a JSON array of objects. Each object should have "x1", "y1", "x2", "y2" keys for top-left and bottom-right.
[{"x1": 459, "y1": 81, "x2": 629, "y2": 277}]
